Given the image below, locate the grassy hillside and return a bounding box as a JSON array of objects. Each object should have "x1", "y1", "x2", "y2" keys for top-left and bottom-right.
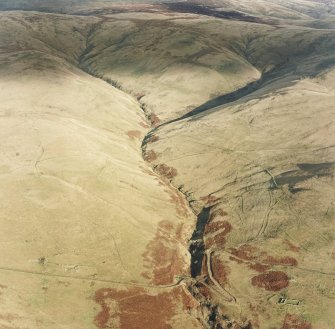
[
  {"x1": 0, "y1": 1, "x2": 334, "y2": 328},
  {"x1": 0, "y1": 10, "x2": 200, "y2": 329},
  {"x1": 141, "y1": 3, "x2": 335, "y2": 327},
  {"x1": 145, "y1": 73, "x2": 335, "y2": 328}
]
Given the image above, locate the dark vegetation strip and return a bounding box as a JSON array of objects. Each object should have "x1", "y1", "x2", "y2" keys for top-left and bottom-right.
[
  {"x1": 189, "y1": 207, "x2": 211, "y2": 277},
  {"x1": 164, "y1": 2, "x2": 278, "y2": 25}
]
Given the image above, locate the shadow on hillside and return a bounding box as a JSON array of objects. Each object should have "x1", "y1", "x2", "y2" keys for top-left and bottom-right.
[{"x1": 155, "y1": 54, "x2": 335, "y2": 129}]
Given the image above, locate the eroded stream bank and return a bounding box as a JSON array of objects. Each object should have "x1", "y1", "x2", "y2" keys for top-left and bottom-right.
[
  {"x1": 141, "y1": 123, "x2": 254, "y2": 329},
  {"x1": 81, "y1": 56, "x2": 243, "y2": 327},
  {"x1": 141, "y1": 132, "x2": 243, "y2": 329}
]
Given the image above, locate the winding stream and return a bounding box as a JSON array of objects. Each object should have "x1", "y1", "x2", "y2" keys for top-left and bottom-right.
[{"x1": 189, "y1": 207, "x2": 211, "y2": 277}]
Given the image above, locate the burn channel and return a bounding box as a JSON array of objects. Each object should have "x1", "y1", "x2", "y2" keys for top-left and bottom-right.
[{"x1": 189, "y1": 207, "x2": 211, "y2": 278}]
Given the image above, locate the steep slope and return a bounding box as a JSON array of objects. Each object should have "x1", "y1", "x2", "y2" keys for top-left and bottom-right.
[
  {"x1": 139, "y1": 2, "x2": 335, "y2": 328},
  {"x1": 80, "y1": 13, "x2": 261, "y2": 124},
  {"x1": 0, "y1": 11, "x2": 200, "y2": 329},
  {"x1": 145, "y1": 74, "x2": 335, "y2": 328}
]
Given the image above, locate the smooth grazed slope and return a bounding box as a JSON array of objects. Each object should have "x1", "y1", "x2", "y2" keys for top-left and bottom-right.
[{"x1": 0, "y1": 11, "x2": 200, "y2": 329}]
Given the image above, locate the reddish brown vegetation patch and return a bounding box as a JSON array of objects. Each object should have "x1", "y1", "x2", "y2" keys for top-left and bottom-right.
[
  {"x1": 285, "y1": 240, "x2": 300, "y2": 253},
  {"x1": 229, "y1": 245, "x2": 297, "y2": 289},
  {"x1": 126, "y1": 130, "x2": 141, "y2": 141},
  {"x1": 155, "y1": 163, "x2": 178, "y2": 180},
  {"x1": 94, "y1": 286, "x2": 191, "y2": 329},
  {"x1": 94, "y1": 288, "x2": 116, "y2": 329},
  {"x1": 204, "y1": 220, "x2": 232, "y2": 249},
  {"x1": 167, "y1": 188, "x2": 189, "y2": 217},
  {"x1": 180, "y1": 287, "x2": 199, "y2": 311},
  {"x1": 205, "y1": 220, "x2": 232, "y2": 235},
  {"x1": 142, "y1": 220, "x2": 187, "y2": 284},
  {"x1": 211, "y1": 255, "x2": 230, "y2": 286},
  {"x1": 175, "y1": 223, "x2": 183, "y2": 240},
  {"x1": 230, "y1": 244, "x2": 258, "y2": 261},
  {"x1": 229, "y1": 244, "x2": 297, "y2": 272},
  {"x1": 147, "y1": 134, "x2": 159, "y2": 143},
  {"x1": 282, "y1": 314, "x2": 312, "y2": 329},
  {"x1": 144, "y1": 149, "x2": 158, "y2": 162},
  {"x1": 149, "y1": 113, "x2": 161, "y2": 127},
  {"x1": 206, "y1": 231, "x2": 228, "y2": 249},
  {"x1": 251, "y1": 271, "x2": 289, "y2": 291},
  {"x1": 151, "y1": 172, "x2": 189, "y2": 217},
  {"x1": 248, "y1": 263, "x2": 270, "y2": 273},
  {"x1": 197, "y1": 283, "x2": 212, "y2": 300},
  {"x1": 264, "y1": 255, "x2": 297, "y2": 267}
]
